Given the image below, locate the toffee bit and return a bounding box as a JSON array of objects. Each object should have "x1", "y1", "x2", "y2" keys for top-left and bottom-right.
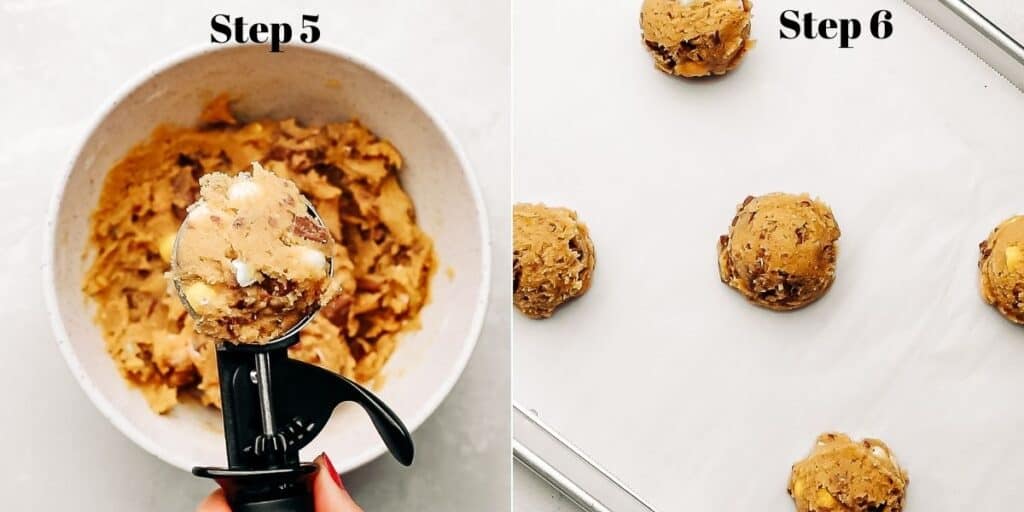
[{"x1": 292, "y1": 216, "x2": 331, "y2": 243}]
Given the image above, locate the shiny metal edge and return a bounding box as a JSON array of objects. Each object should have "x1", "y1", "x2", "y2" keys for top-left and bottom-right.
[
  {"x1": 514, "y1": 441, "x2": 612, "y2": 512},
  {"x1": 904, "y1": 0, "x2": 1024, "y2": 91},
  {"x1": 944, "y1": 0, "x2": 1024, "y2": 65},
  {"x1": 513, "y1": 403, "x2": 659, "y2": 512}
]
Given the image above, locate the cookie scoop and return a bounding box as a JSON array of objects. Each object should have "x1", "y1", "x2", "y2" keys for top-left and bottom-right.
[
  {"x1": 513, "y1": 203, "x2": 596, "y2": 319},
  {"x1": 640, "y1": 0, "x2": 754, "y2": 78},
  {"x1": 169, "y1": 162, "x2": 413, "y2": 512},
  {"x1": 979, "y1": 215, "x2": 1024, "y2": 323},
  {"x1": 789, "y1": 433, "x2": 908, "y2": 512},
  {"x1": 718, "y1": 193, "x2": 840, "y2": 310}
]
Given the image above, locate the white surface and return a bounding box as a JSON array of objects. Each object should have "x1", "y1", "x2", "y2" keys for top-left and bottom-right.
[
  {"x1": 46, "y1": 43, "x2": 490, "y2": 475},
  {"x1": 1, "y1": 0, "x2": 509, "y2": 510},
  {"x1": 514, "y1": 462, "x2": 581, "y2": 512},
  {"x1": 514, "y1": 0, "x2": 1024, "y2": 510}
]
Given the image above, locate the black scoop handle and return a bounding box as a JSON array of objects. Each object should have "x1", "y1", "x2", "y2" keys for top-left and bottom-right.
[
  {"x1": 195, "y1": 464, "x2": 317, "y2": 512},
  {"x1": 232, "y1": 494, "x2": 313, "y2": 512},
  {"x1": 196, "y1": 350, "x2": 413, "y2": 512},
  {"x1": 276, "y1": 358, "x2": 415, "y2": 465}
]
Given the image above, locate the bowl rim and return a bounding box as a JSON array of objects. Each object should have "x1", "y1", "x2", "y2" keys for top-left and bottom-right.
[{"x1": 41, "y1": 43, "x2": 492, "y2": 473}]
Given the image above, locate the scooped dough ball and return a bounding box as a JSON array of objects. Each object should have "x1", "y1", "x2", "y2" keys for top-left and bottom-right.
[
  {"x1": 640, "y1": 0, "x2": 754, "y2": 78},
  {"x1": 513, "y1": 203, "x2": 596, "y2": 319},
  {"x1": 789, "y1": 433, "x2": 908, "y2": 512},
  {"x1": 979, "y1": 215, "x2": 1024, "y2": 323},
  {"x1": 171, "y1": 162, "x2": 335, "y2": 343},
  {"x1": 718, "y1": 193, "x2": 840, "y2": 310}
]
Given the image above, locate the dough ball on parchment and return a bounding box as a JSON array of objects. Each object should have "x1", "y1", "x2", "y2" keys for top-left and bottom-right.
[
  {"x1": 717, "y1": 193, "x2": 840, "y2": 311},
  {"x1": 979, "y1": 215, "x2": 1024, "y2": 324},
  {"x1": 640, "y1": 0, "x2": 754, "y2": 78},
  {"x1": 513, "y1": 203, "x2": 596, "y2": 319},
  {"x1": 788, "y1": 432, "x2": 908, "y2": 512}
]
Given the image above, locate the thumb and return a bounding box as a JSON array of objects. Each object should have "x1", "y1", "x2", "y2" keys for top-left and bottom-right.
[
  {"x1": 313, "y1": 453, "x2": 364, "y2": 512},
  {"x1": 195, "y1": 489, "x2": 231, "y2": 512}
]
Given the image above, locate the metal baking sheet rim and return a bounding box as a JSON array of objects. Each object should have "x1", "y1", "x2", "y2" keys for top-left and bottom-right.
[
  {"x1": 902, "y1": 0, "x2": 1024, "y2": 91},
  {"x1": 513, "y1": 403, "x2": 658, "y2": 512}
]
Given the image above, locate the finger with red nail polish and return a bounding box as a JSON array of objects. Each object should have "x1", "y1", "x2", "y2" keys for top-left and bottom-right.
[
  {"x1": 321, "y1": 450, "x2": 344, "y2": 489},
  {"x1": 313, "y1": 452, "x2": 363, "y2": 512}
]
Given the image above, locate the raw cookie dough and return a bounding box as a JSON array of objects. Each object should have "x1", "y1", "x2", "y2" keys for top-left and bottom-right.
[
  {"x1": 640, "y1": 0, "x2": 754, "y2": 78},
  {"x1": 171, "y1": 162, "x2": 335, "y2": 344},
  {"x1": 513, "y1": 203, "x2": 595, "y2": 319},
  {"x1": 979, "y1": 215, "x2": 1024, "y2": 323},
  {"x1": 718, "y1": 193, "x2": 840, "y2": 310},
  {"x1": 788, "y1": 433, "x2": 908, "y2": 512},
  {"x1": 84, "y1": 96, "x2": 434, "y2": 413}
]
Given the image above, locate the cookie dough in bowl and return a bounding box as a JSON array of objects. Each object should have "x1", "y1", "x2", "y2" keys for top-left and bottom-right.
[
  {"x1": 789, "y1": 433, "x2": 908, "y2": 512},
  {"x1": 640, "y1": 0, "x2": 754, "y2": 78},
  {"x1": 513, "y1": 203, "x2": 595, "y2": 319},
  {"x1": 45, "y1": 44, "x2": 489, "y2": 474},
  {"x1": 979, "y1": 215, "x2": 1024, "y2": 324},
  {"x1": 718, "y1": 193, "x2": 840, "y2": 310},
  {"x1": 81, "y1": 96, "x2": 435, "y2": 413},
  {"x1": 171, "y1": 163, "x2": 335, "y2": 344}
]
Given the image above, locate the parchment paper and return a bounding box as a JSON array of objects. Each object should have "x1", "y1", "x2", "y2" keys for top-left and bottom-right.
[{"x1": 513, "y1": 0, "x2": 1024, "y2": 509}]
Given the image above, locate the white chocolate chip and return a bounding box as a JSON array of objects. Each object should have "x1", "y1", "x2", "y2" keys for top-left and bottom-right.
[
  {"x1": 228, "y1": 179, "x2": 262, "y2": 202},
  {"x1": 297, "y1": 246, "x2": 327, "y2": 271},
  {"x1": 869, "y1": 445, "x2": 893, "y2": 463},
  {"x1": 158, "y1": 233, "x2": 176, "y2": 263},
  {"x1": 1007, "y1": 245, "x2": 1024, "y2": 272},
  {"x1": 231, "y1": 259, "x2": 260, "y2": 287},
  {"x1": 183, "y1": 282, "x2": 219, "y2": 312}
]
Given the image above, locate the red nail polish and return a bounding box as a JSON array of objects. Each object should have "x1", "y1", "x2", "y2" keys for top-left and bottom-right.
[{"x1": 322, "y1": 452, "x2": 343, "y2": 489}]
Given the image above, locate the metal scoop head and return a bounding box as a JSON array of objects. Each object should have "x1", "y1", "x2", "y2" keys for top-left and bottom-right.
[{"x1": 169, "y1": 196, "x2": 334, "y2": 351}]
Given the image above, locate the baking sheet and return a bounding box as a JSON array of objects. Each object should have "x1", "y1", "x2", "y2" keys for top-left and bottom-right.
[
  {"x1": 514, "y1": 403, "x2": 657, "y2": 511},
  {"x1": 904, "y1": 0, "x2": 1024, "y2": 91},
  {"x1": 515, "y1": 462, "x2": 584, "y2": 512},
  {"x1": 970, "y1": 0, "x2": 1024, "y2": 43},
  {"x1": 513, "y1": 0, "x2": 1024, "y2": 510}
]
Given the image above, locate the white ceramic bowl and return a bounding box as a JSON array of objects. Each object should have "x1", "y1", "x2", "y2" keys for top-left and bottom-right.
[{"x1": 43, "y1": 45, "x2": 489, "y2": 473}]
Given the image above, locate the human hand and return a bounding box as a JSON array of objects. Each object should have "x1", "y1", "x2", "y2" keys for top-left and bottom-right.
[{"x1": 196, "y1": 453, "x2": 363, "y2": 512}]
